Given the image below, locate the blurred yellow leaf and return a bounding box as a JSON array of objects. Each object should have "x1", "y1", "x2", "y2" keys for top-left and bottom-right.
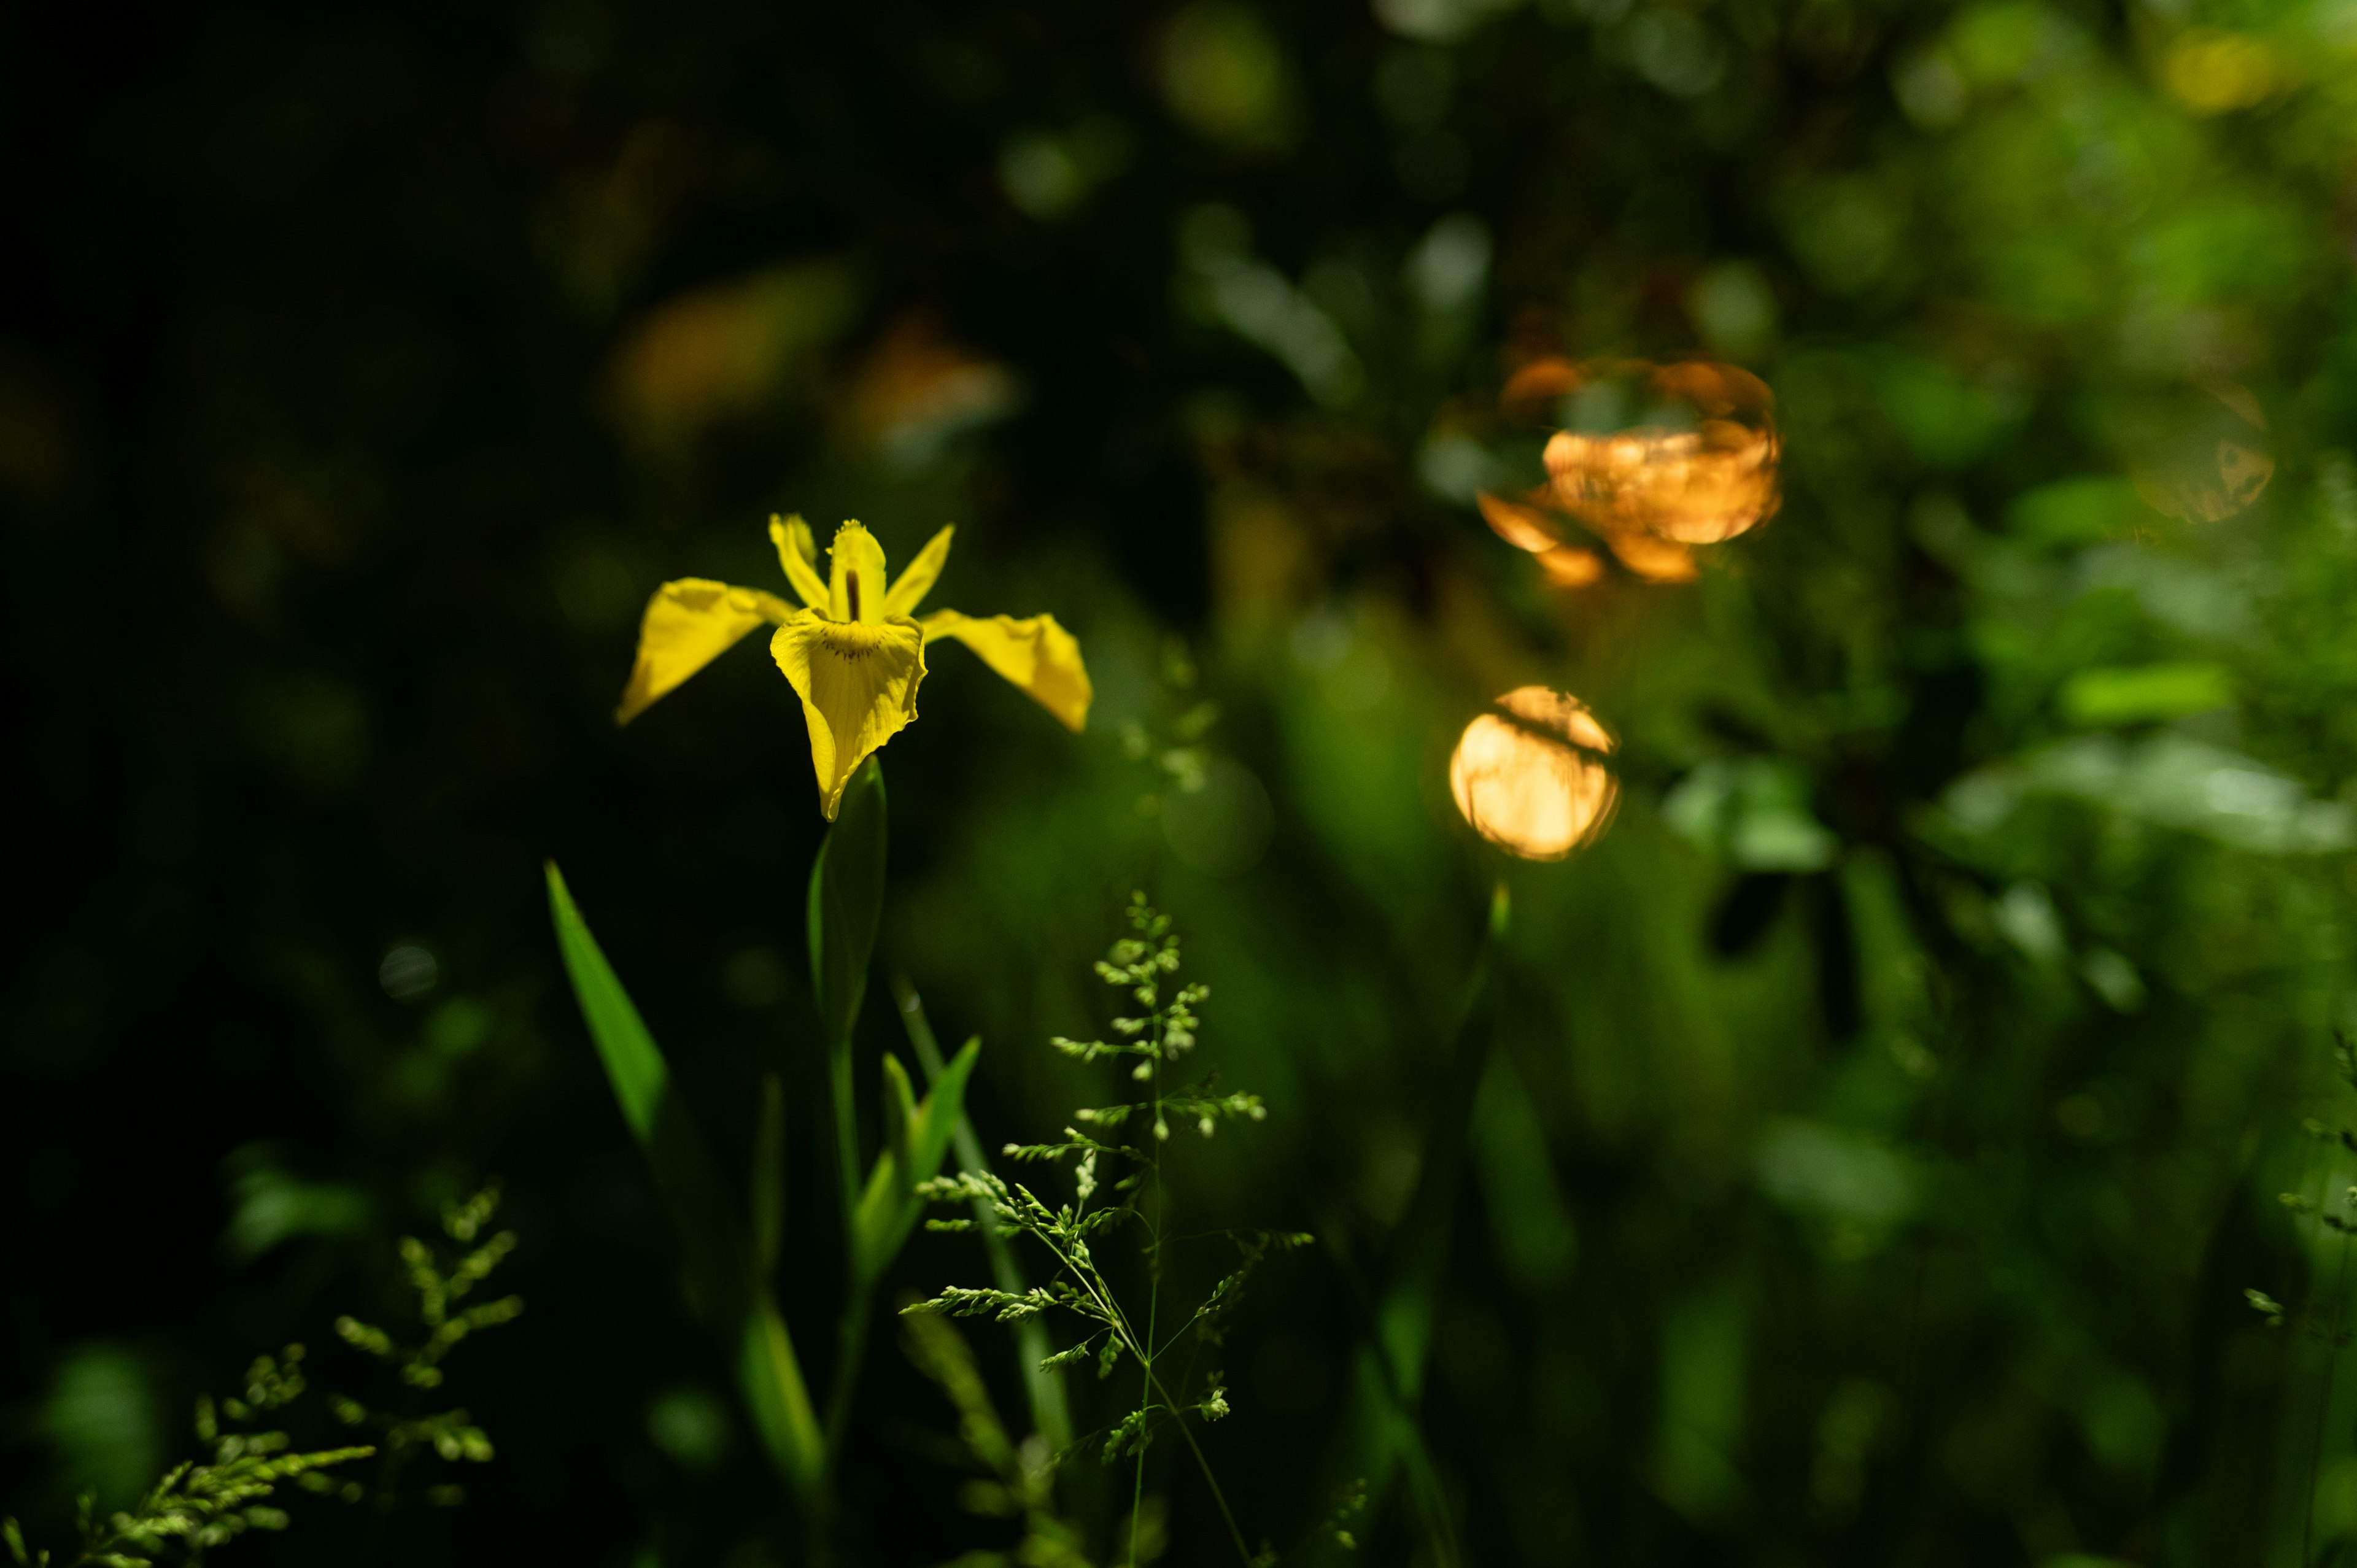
[
  {"x1": 614, "y1": 260, "x2": 858, "y2": 436},
  {"x1": 2162, "y1": 29, "x2": 2285, "y2": 116}
]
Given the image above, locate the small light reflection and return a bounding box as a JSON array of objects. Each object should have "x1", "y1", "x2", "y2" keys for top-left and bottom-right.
[
  {"x1": 1449, "y1": 686, "x2": 1618, "y2": 861},
  {"x1": 379, "y1": 944, "x2": 439, "y2": 1002},
  {"x1": 1479, "y1": 356, "x2": 1779, "y2": 587}
]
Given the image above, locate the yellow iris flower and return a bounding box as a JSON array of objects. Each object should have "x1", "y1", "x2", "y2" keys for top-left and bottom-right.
[{"x1": 616, "y1": 515, "x2": 1091, "y2": 818}]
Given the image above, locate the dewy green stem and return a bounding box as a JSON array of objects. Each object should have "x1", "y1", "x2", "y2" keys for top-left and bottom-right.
[{"x1": 1131, "y1": 1009, "x2": 1253, "y2": 1568}]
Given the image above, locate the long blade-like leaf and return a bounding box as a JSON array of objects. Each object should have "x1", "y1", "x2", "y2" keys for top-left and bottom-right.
[
  {"x1": 894, "y1": 978, "x2": 1072, "y2": 1456},
  {"x1": 851, "y1": 1038, "x2": 980, "y2": 1283},
  {"x1": 546, "y1": 861, "x2": 824, "y2": 1498}
]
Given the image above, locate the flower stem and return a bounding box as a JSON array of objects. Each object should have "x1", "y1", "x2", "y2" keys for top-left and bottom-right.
[{"x1": 823, "y1": 1029, "x2": 867, "y2": 1494}]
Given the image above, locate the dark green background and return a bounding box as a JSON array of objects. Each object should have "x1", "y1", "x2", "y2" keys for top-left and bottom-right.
[{"x1": 8, "y1": 0, "x2": 2357, "y2": 1562}]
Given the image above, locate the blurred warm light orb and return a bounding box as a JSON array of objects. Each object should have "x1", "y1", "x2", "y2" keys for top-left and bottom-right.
[
  {"x1": 1450, "y1": 686, "x2": 1618, "y2": 861},
  {"x1": 1480, "y1": 357, "x2": 1781, "y2": 584},
  {"x1": 1542, "y1": 419, "x2": 1778, "y2": 545},
  {"x1": 1541, "y1": 359, "x2": 1780, "y2": 545}
]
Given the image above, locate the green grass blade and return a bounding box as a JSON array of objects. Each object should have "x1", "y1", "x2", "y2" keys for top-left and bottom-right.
[
  {"x1": 544, "y1": 861, "x2": 824, "y2": 1498},
  {"x1": 851, "y1": 1039, "x2": 980, "y2": 1283},
  {"x1": 1307, "y1": 885, "x2": 1506, "y2": 1568},
  {"x1": 893, "y1": 978, "x2": 1074, "y2": 1456},
  {"x1": 904, "y1": 1037, "x2": 978, "y2": 1203}
]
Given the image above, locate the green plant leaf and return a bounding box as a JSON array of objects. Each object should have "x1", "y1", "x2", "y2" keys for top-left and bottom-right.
[
  {"x1": 2059, "y1": 662, "x2": 2232, "y2": 727},
  {"x1": 852, "y1": 1037, "x2": 980, "y2": 1281},
  {"x1": 881, "y1": 1052, "x2": 918, "y2": 1194},
  {"x1": 544, "y1": 861, "x2": 824, "y2": 1501},
  {"x1": 895, "y1": 977, "x2": 1074, "y2": 1454},
  {"x1": 903, "y1": 1037, "x2": 980, "y2": 1212}
]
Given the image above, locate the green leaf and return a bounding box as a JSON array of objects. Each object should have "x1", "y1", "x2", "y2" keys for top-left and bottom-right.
[
  {"x1": 881, "y1": 1053, "x2": 918, "y2": 1194},
  {"x1": 2059, "y1": 662, "x2": 2232, "y2": 727},
  {"x1": 807, "y1": 759, "x2": 886, "y2": 1053},
  {"x1": 2005, "y1": 476, "x2": 2154, "y2": 548},
  {"x1": 544, "y1": 862, "x2": 824, "y2": 1502},
  {"x1": 851, "y1": 1038, "x2": 980, "y2": 1281},
  {"x1": 904, "y1": 1038, "x2": 980, "y2": 1212},
  {"x1": 896, "y1": 978, "x2": 1074, "y2": 1456}
]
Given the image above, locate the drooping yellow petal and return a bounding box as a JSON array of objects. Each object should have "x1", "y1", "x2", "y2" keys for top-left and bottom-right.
[
  {"x1": 919, "y1": 609, "x2": 1091, "y2": 732},
  {"x1": 770, "y1": 611, "x2": 927, "y2": 818},
  {"x1": 883, "y1": 524, "x2": 955, "y2": 618},
  {"x1": 826, "y1": 521, "x2": 891, "y2": 624},
  {"x1": 769, "y1": 514, "x2": 831, "y2": 610},
  {"x1": 616, "y1": 578, "x2": 797, "y2": 724}
]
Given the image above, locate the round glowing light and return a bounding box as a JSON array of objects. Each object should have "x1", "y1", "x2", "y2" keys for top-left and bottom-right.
[
  {"x1": 1449, "y1": 686, "x2": 1618, "y2": 862},
  {"x1": 1542, "y1": 361, "x2": 1780, "y2": 545},
  {"x1": 1478, "y1": 358, "x2": 1781, "y2": 584},
  {"x1": 1542, "y1": 418, "x2": 1779, "y2": 545}
]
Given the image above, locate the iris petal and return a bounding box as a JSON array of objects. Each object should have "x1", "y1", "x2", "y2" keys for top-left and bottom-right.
[
  {"x1": 883, "y1": 525, "x2": 955, "y2": 618},
  {"x1": 616, "y1": 578, "x2": 796, "y2": 724},
  {"x1": 770, "y1": 611, "x2": 927, "y2": 818},
  {"x1": 919, "y1": 609, "x2": 1091, "y2": 732},
  {"x1": 769, "y1": 514, "x2": 832, "y2": 610}
]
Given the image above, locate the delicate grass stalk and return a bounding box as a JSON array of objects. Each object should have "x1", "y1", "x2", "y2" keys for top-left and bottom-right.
[
  {"x1": 1142, "y1": 1365, "x2": 1252, "y2": 1564},
  {"x1": 905, "y1": 895, "x2": 1296, "y2": 1568},
  {"x1": 1134, "y1": 1045, "x2": 1163, "y2": 1568}
]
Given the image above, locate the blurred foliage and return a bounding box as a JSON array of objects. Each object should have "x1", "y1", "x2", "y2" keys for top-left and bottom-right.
[{"x1": 12, "y1": 0, "x2": 2357, "y2": 1562}]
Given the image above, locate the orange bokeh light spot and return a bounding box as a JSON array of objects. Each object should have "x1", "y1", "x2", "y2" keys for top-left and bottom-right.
[
  {"x1": 1449, "y1": 686, "x2": 1619, "y2": 862},
  {"x1": 1478, "y1": 357, "x2": 1779, "y2": 587},
  {"x1": 1543, "y1": 418, "x2": 1778, "y2": 546}
]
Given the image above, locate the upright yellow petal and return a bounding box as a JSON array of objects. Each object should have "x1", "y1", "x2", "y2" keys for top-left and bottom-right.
[
  {"x1": 616, "y1": 579, "x2": 796, "y2": 724},
  {"x1": 919, "y1": 609, "x2": 1091, "y2": 733},
  {"x1": 882, "y1": 524, "x2": 955, "y2": 617},
  {"x1": 770, "y1": 611, "x2": 927, "y2": 818},
  {"x1": 827, "y1": 522, "x2": 891, "y2": 624},
  {"x1": 769, "y1": 514, "x2": 832, "y2": 610}
]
